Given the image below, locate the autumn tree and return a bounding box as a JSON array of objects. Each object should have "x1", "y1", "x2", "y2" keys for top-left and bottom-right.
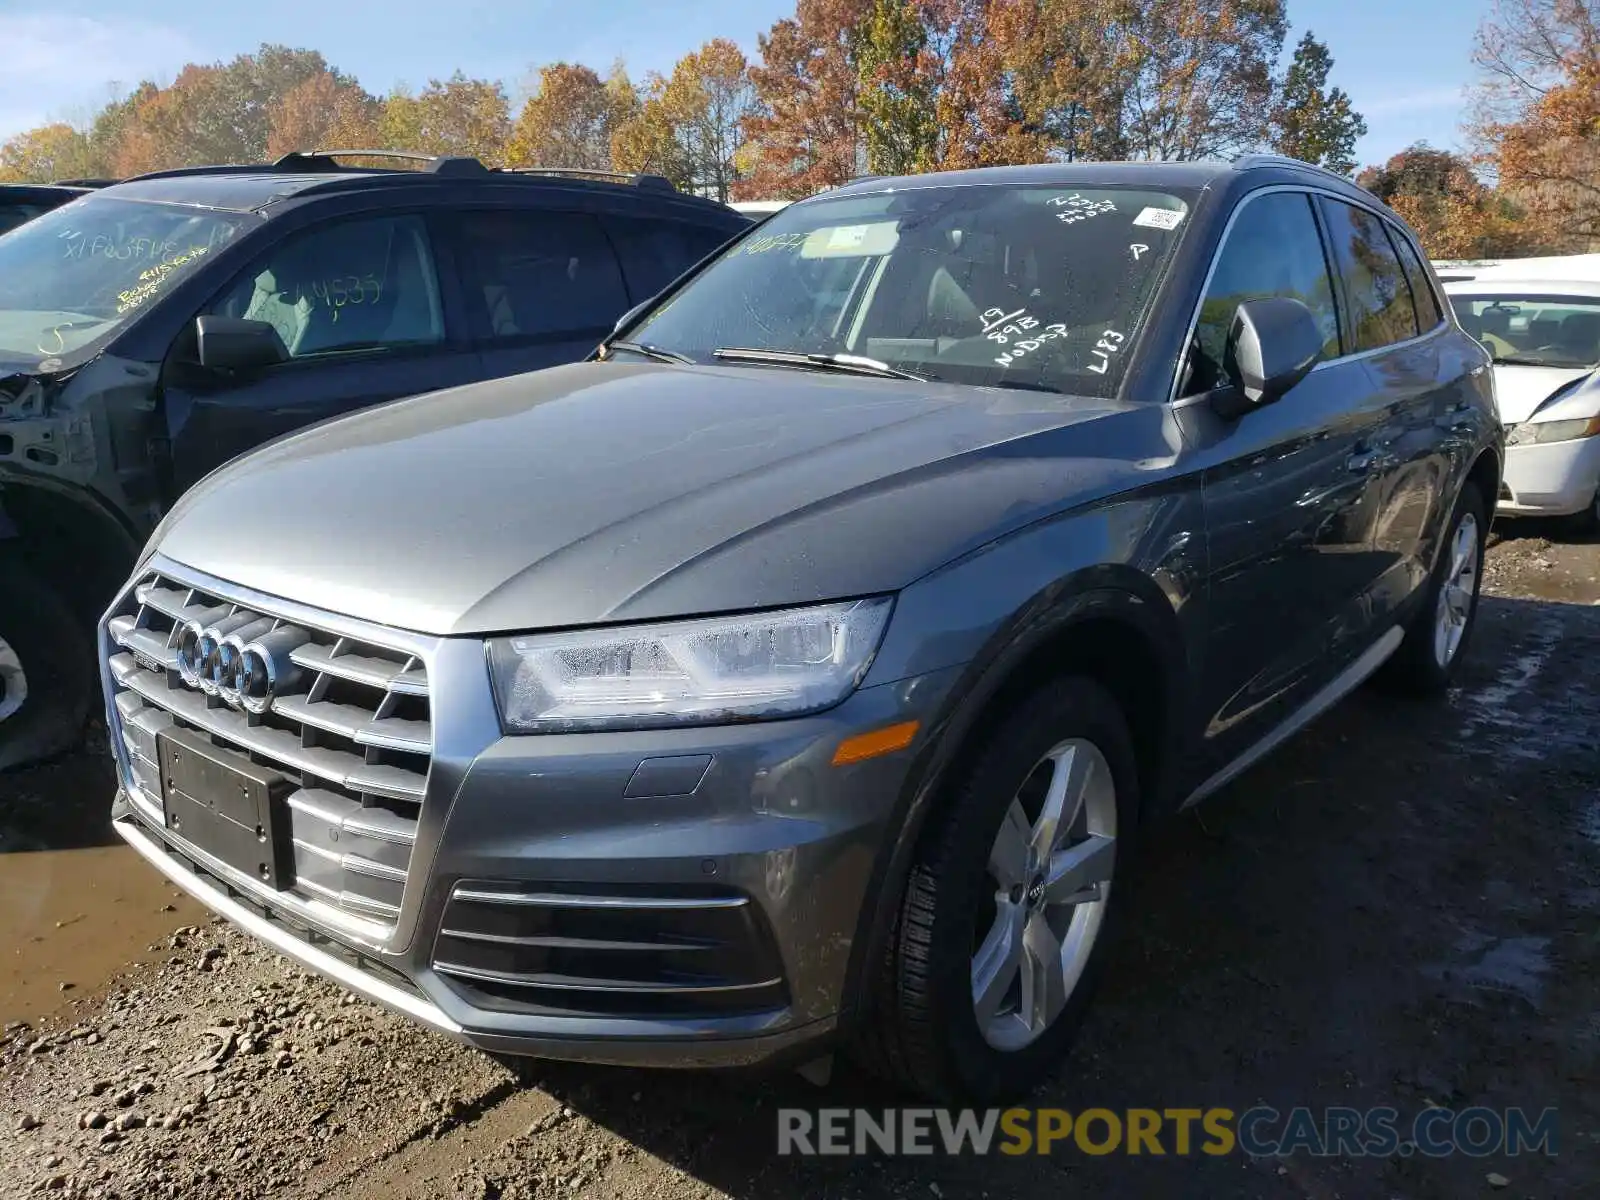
[
  {"x1": 1472, "y1": 0, "x2": 1600, "y2": 248},
  {"x1": 1358, "y1": 144, "x2": 1537, "y2": 259},
  {"x1": 1118, "y1": 0, "x2": 1287, "y2": 161},
  {"x1": 507, "y1": 63, "x2": 637, "y2": 169},
  {"x1": 111, "y1": 66, "x2": 239, "y2": 175},
  {"x1": 665, "y1": 40, "x2": 760, "y2": 199},
  {"x1": 611, "y1": 76, "x2": 693, "y2": 186},
  {"x1": 613, "y1": 40, "x2": 759, "y2": 198},
  {"x1": 741, "y1": 0, "x2": 872, "y2": 199},
  {"x1": 380, "y1": 73, "x2": 512, "y2": 160},
  {"x1": 266, "y1": 75, "x2": 383, "y2": 158},
  {"x1": 855, "y1": 0, "x2": 943, "y2": 175},
  {"x1": 0, "y1": 124, "x2": 101, "y2": 182},
  {"x1": 86, "y1": 84, "x2": 157, "y2": 176},
  {"x1": 1269, "y1": 31, "x2": 1366, "y2": 174}
]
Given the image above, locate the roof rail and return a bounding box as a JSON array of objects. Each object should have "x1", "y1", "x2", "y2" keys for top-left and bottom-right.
[
  {"x1": 51, "y1": 177, "x2": 120, "y2": 188},
  {"x1": 495, "y1": 166, "x2": 677, "y2": 192},
  {"x1": 309, "y1": 148, "x2": 435, "y2": 164},
  {"x1": 121, "y1": 151, "x2": 688, "y2": 194},
  {"x1": 1231, "y1": 153, "x2": 1348, "y2": 180}
]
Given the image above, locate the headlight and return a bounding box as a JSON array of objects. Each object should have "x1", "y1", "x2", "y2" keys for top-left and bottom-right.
[
  {"x1": 1507, "y1": 415, "x2": 1600, "y2": 445},
  {"x1": 488, "y1": 597, "x2": 894, "y2": 733}
]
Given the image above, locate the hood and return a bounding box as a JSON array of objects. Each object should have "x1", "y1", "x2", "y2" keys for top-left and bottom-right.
[
  {"x1": 1490, "y1": 363, "x2": 1594, "y2": 423},
  {"x1": 154, "y1": 362, "x2": 1161, "y2": 636}
]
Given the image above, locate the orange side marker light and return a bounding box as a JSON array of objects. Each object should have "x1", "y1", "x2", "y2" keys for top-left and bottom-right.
[{"x1": 831, "y1": 720, "x2": 920, "y2": 766}]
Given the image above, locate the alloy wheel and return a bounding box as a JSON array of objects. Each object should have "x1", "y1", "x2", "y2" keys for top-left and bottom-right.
[
  {"x1": 0, "y1": 634, "x2": 26, "y2": 725},
  {"x1": 971, "y1": 737, "x2": 1117, "y2": 1051},
  {"x1": 1433, "y1": 510, "x2": 1480, "y2": 668}
]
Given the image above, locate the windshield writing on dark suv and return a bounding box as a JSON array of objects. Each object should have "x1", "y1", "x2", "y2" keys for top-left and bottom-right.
[
  {"x1": 0, "y1": 197, "x2": 247, "y2": 364},
  {"x1": 626, "y1": 184, "x2": 1193, "y2": 397}
]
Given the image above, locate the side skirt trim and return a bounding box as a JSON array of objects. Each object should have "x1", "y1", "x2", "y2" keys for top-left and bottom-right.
[{"x1": 1180, "y1": 625, "x2": 1404, "y2": 810}]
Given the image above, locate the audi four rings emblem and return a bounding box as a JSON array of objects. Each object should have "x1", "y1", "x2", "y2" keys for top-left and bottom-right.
[{"x1": 175, "y1": 614, "x2": 307, "y2": 713}]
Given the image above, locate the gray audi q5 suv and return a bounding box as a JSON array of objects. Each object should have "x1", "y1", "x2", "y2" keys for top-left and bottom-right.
[{"x1": 101, "y1": 156, "x2": 1501, "y2": 1101}]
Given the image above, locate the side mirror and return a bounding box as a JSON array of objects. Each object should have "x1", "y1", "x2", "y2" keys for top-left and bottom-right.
[
  {"x1": 1212, "y1": 297, "x2": 1323, "y2": 418},
  {"x1": 195, "y1": 315, "x2": 288, "y2": 372}
]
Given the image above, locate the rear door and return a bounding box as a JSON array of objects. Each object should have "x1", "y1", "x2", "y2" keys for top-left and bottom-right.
[
  {"x1": 1316, "y1": 197, "x2": 1458, "y2": 615},
  {"x1": 448, "y1": 206, "x2": 633, "y2": 379},
  {"x1": 1180, "y1": 188, "x2": 1392, "y2": 775},
  {"x1": 161, "y1": 208, "x2": 480, "y2": 493}
]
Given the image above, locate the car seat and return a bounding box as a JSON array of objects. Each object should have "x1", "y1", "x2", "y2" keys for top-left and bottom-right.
[{"x1": 1557, "y1": 311, "x2": 1600, "y2": 361}]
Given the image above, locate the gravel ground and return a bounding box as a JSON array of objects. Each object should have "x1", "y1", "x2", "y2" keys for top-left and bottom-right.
[{"x1": 3, "y1": 523, "x2": 1598, "y2": 1199}]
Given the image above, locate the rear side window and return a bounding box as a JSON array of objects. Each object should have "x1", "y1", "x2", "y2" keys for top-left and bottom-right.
[
  {"x1": 457, "y1": 210, "x2": 629, "y2": 341},
  {"x1": 1390, "y1": 226, "x2": 1443, "y2": 330},
  {"x1": 1319, "y1": 198, "x2": 1419, "y2": 351},
  {"x1": 1185, "y1": 191, "x2": 1340, "y2": 395},
  {"x1": 206, "y1": 214, "x2": 445, "y2": 359},
  {"x1": 604, "y1": 216, "x2": 738, "y2": 301}
]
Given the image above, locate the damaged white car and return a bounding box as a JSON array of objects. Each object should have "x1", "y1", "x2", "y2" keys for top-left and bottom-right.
[{"x1": 1446, "y1": 278, "x2": 1600, "y2": 534}]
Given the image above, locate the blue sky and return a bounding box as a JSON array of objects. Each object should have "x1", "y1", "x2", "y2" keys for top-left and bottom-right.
[{"x1": 1, "y1": 0, "x2": 1492, "y2": 171}]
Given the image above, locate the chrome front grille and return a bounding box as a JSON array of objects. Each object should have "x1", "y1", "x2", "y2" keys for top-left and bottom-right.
[{"x1": 105, "y1": 569, "x2": 435, "y2": 938}]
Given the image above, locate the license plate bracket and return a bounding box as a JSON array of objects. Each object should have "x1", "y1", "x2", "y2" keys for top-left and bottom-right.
[{"x1": 157, "y1": 725, "x2": 294, "y2": 890}]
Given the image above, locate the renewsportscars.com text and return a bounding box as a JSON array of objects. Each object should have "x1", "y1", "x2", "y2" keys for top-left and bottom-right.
[{"x1": 777, "y1": 1106, "x2": 1559, "y2": 1158}]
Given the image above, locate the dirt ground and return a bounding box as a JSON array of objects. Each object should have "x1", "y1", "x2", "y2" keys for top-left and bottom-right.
[{"x1": 2, "y1": 522, "x2": 1597, "y2": 1200}]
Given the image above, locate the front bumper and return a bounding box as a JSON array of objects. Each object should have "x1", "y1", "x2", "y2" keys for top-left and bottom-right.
[
  {"x1": 104, "y1": 561, "x2": 961, "y2": 1069},
  {"x1": 1497, "y1": 432, "x2": 1600, "y2": 516}
]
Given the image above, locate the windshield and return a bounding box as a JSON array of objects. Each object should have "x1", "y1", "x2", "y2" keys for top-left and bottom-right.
[
  {"x1": 1454, "y1": 293, "x2": 1600, "y2": 369},
  {"x1": 627, "y1": 184, "x2": 1194, "y2": 397},
  {"x1": 0, "y1": 196, "x2": 249, "y2": 366}
]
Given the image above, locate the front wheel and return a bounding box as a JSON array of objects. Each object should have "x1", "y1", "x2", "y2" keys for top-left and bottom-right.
[
  {"x1": 0, "y1": 549, "x2": 93, "y2": 771},
  {"x1": 1377, "y1": 482, "x2": 1488, "y2": 696},
  {"x1": 854, "y1": 677, "x2": 1138, "y2": 1102}
]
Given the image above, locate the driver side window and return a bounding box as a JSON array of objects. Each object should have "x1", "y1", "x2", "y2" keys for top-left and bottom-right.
[
  {"x1": 1184, "y1": 192, "x2": 1341, "y2": 396},
  {"x1": 206, "y1": 215, "x2": 445, "y2": 360}
]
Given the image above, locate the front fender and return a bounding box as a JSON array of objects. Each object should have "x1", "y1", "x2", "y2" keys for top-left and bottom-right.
[{"x1": 842, "y1": 489, "x2": 1206, "y2": 1022}]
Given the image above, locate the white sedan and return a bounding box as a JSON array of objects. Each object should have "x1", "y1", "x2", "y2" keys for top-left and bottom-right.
[{"x1": 1445, "y1": 277, "x2": 1600, "y2": 534}]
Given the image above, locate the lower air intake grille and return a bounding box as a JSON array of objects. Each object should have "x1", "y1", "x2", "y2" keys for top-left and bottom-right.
[
  {"x1": 104, "y1": 570, "x2": 435, "y2": 937},
  {"x1": 433, "y1": 883, "x2": 789, "y2": 1018}
]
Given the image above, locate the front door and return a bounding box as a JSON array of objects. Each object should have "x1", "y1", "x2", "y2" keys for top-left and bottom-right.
[
  {"x1": 161, "y1": 211, "x2": 480, "y2": 494},
  {"x1": 1177, "y1": 188, "x2": 1393, "y2": 776}
]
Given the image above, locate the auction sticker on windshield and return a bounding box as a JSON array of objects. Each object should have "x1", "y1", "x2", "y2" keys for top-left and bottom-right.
[{"x1": 1133, "y1": 207, "x2": 1185, "y2": 230}]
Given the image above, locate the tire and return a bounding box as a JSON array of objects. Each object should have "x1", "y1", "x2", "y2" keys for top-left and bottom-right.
[
  {"x1": 0, "y1": 548, "x2": 94, "y2": 771},
  {"x1": 853, "y1": 677, "x2": 1138, "y2": 1102},
  {"x1": 1376, "y1": 481, "x2": 1488, "y2": 697}
]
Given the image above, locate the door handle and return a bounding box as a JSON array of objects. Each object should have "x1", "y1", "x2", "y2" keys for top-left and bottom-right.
[{"x1": 1347, "y1": 447, "x2": 1380, "y2": 473}]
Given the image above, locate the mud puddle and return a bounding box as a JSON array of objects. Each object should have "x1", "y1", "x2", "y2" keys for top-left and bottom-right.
[{"x1": 0, "y1": 744, "x2": 202, "y2": 1026}]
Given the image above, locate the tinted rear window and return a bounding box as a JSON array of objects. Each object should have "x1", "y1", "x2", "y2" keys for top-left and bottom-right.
[
  {"x1": 457, "y1": 209, "x2": 629, "y2": 340},
  {"x1": 1318, "y1": 198, "x2": 1418, "y2": 351},
  {"x1": 605, "y1": 216, "x2": 739, "y2": 301}
]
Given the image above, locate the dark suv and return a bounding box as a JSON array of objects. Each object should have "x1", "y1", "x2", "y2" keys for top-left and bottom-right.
[
  {"x1": 0, "y1": 153, "x2": 747, "y2": 768},
  {"x1": 100, "y1": 156, "x2": 1500, "y2": 1101}
]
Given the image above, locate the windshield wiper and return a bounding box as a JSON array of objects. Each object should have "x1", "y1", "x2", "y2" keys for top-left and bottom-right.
[
  {"x1": 1492, "y1": 354, "x2": 1591, "y2": 368},
  {"x1": 605, "y1": 340, "x2": 695, "y2": 365},
  {"x1": 712, "y1": 346, "x2": 924, "y2": 381}
]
